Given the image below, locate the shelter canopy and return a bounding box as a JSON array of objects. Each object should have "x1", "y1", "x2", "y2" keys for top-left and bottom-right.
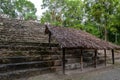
[{"x1": 45, "y1": 25, "x2": 120, "y2": 50}]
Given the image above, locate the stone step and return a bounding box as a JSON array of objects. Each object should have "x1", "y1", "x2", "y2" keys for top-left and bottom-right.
[
  {"x1": 0, "y1": 42, "x2": 59, "y2": 47},
  {"x1": 0, "y1": 45, "x2": 54, "y2": 51},
  {"x1": 0, "y1": 61, "x2": 54, "y2": 73},
  {"x1": 0, "y1": 67, "x2": 52, "y2": 80},
  {"x1": 0, "y1": 50, "x2": 61, "y2": 57}
]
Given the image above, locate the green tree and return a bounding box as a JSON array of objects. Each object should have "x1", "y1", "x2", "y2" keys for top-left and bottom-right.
[
  {"x1": 0, "y1": 0, "x2": 17, "y2": 17},
  {"x1": 63, "y1": 0, "x2": 84, "y2": 28},
  {"x1": 84, "y1": 0, "x2": 120, "y2": 41},
  {"x1": 0, "y1": 0, "x2": 37, "y2": 20},
  {"x1": 41, "y1": 0, "x2": 84, "y2": 28},
  {"x1": 41, "y1": 0, "x2": 65, "y2": 26}
]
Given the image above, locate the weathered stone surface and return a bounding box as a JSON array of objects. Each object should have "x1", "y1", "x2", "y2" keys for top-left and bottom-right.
[{"x1": 0, "y1": 17, "x2": 48, "y2": 43}]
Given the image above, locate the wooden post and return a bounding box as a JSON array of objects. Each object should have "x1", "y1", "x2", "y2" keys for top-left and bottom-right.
[
  {"x1": 48, "y1": 32, "x2": 51, "y2": 49},
  {"x1": 111, "y1": 49, "x2": 115, "y2": 64},
  {"x1": 94, "y1": 50, "x2": 97, "y2": 68},
  {"x1": 62, "y1": 48, "x2": 65, "y2": 74},
  {"x1": 104, "y1": 50, "x2": 107, "y2": 66},
  {"x1": 80, "y1": 50, "x2": 83, "y2": 71}
]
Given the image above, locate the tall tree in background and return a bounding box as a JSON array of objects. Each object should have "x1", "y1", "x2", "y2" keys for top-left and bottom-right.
[
  {"x1": 109, "y1": 0, "x2": 120, "y2": 44},
  {"x1": 0, "y1": 0, "x2": 16, "y2": 17},
  {"x1": 0, "y1": 0, "x2": 37, "y2": 20},
  {"x1": 41, "y1": 0, "x2": 84, "y2": 29},
  {"x1": 41, "y1": 0, "x2": 66, "y2": 26},
  {"x1": 63, "y1": 0, "x2": 84, "y2": 29},
  {"x1": 84, "y1": 0, "x2": 119, "y2": 41}
]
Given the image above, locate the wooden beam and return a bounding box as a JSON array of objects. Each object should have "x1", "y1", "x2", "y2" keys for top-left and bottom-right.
[
  {"x1": 62, "y1": 48, "x2": 65, "y2": 74},
  {"x1": 111, "y1": 49, "x2": 115, "y2": 64},
  {"x1": 80, "y1": 50, "x2": 83, "y2": 71},
  {"x1": 94, "y1": 50, "x2": 97, "y2": 68},
  {"x1": 104, "y1": 50, "x2": 107, "y2": 66},
  {"x1": 48, "y1": 32, "x2": 51, "y2": 49}
]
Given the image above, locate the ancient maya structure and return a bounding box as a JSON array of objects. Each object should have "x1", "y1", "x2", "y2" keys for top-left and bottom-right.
[
  {"x1": 0, "y1": 17, "x2": 120, "y2": 78},
  {"x1": 45, "y1": 25, "x2": 120, "y2": 74}
]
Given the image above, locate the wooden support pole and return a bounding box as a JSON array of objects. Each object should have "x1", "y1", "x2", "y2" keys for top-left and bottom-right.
[
  {"x1": 111, "y1": 49, "x2": 115, "y2": 64},
  {"x1": 62, "y1": 48, "x2": 65, "y2": 74},
  {"x1": 80, "y1": 50, "x2": 83, "y2": 71},
  {"x1": 104, "y1": 50, "x2": 107, "y2": 66},
  {"x1": 94, "y1": 50, "x2": 97, "y2": 68},
  {"x1": 48, "y1": 32, "x2": 51, "y2": 49}
]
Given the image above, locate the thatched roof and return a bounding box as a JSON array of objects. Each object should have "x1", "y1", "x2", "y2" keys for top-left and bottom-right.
[
  {"x1": 0, "y1": 17, "x2": 48, "y2": 42},
  {"x1": 45, "y1": 25, "x2": 120, "y2": 50}
]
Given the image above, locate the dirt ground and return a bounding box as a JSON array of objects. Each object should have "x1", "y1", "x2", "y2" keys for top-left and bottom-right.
[
  {"x1": 16, "y1": 64, "x2": 120, "y2": 80},
  {"x1": 19, "y1": 67, "x2": 120, "y2": 80}
]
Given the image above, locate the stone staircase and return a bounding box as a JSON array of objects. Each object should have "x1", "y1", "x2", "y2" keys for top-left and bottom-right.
[
  {"x1": 0, "y1": 42, "x2": 106, "y2": 80},
  {"x1": 0, "y1": 42, "x2": 60, "y2": 80}
]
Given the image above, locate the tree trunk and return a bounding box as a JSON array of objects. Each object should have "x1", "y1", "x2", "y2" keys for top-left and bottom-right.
[
  {"x1": 104, "y1": 26, "x2": 107, "y2": 41},
  {"x1": 115, "y1": 32, "x2": 118, "y2": 43}
]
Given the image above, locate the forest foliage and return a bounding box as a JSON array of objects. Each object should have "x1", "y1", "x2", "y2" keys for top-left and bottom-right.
[{"x1": 0, "y1": 0, "x2": 37, "y2": 20}]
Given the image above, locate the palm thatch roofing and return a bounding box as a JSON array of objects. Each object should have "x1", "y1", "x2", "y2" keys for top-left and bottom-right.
[
  {"x1": 45, "y1": 25, "x2": 120, "y2": 50},
  {"x1": 0, "y1": 17, "x2": 48, "y2": 42}
]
